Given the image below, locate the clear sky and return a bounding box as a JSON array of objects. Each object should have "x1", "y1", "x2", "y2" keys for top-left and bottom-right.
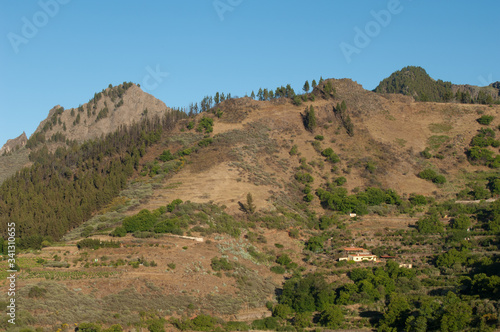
[{"x1": 1, "y1": 0, "x2": 499, "y2": 146}]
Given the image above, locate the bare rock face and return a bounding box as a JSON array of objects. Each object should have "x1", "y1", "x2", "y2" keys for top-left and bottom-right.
[
  {"x1": 33, "y1": 83, "x2": 170, "y2": 144},
  {"x1": 0, "y1": 132, "x2": 27, "y2": 155}
]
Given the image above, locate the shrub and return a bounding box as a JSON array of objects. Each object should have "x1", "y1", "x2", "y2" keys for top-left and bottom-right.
[
  {"x1": 434, "y1": 175, "x2": 447, "y2": 184},
  {"x1": 305, "y1": 236, "x2": 324, "y2": 252},
  {"x1": 289, "y1": 145, "x2": 298, "y2": 155},
  {"x1": 179, "y1": 148, "x2": 192, "y2": 156},
  {"x1": 418, "y1": 168, "x2": 446, "y2": 184},
  {"x1": 225, "y1": 321, "x2": 250, "y2": 331},
  {"x1": 270, "y1": 265, "x2": 286, "y2": 274},
  {"x1": 252, "y1": 317, "x2": 279, "y2": 331},
  {"x1": 153, "y1": 219, "x2": 184, "y2": 235},
  {"x1": 211, "y1": 257, "x2": 233, "y2": 271},
  {"x1": 477, "y1": 115, "x2": 494, "y2": 125},
  {"x1": 409, "y1": 193, "x2": 427, "y2": 206},
  {"x1": 122, "y1": 209, "x2": 156, "y2": 232},
  {"x1": 294, "y1": 312, "x2": 312, "y2": 328},
  {"x1": 191, "y1": 315, "x2": 217, "y2": 331},
  {"x1": 416, "y1": 213, "x2": 444, "y2": 234},
  {"x1": 295, "y1": 172, "x2": 314, "y2": 184},
  {"x1": 304, "y1": 193, "x2": 314, "y2": 202},
  {"x1": 319, "y1": 306, "x2": 344, "y2": 329},
  {"x1": 321, "y1": 148, "x2": 340, "y2": 163},
  {"x1": 111, "y1": 226, "x2": 127, "y2": 237},
  {"x1": 103, "y1": 325, "x2": 123, "y2": 332},
  {"x1": 449, "y1": 215, "x2": 471, "y2": 230},
  {"x1": 159, "y1": 150, "x2": 175, "y2": 162},
  {"x1": 197, "y1": 117, "x2": 214, "y2": 133},
  {"x1": 420, "y1": 148, "x2": 432, "y2": 159},
  {"x1": 467, "y1": 146, "x2": 495, "y2": 164},
  {"x1": 314, "y1": 135, "x2": 324, "y2": 141},
  {"x1": 334, "y1": 176, "x2": 347, "y2": 186},
  {"x1": 167, "y1": 199, "x2": 183, "y2": 212},
  {"x1": 436, "y1": 248, "x2": 469, "y2": 268},
  {"x1": 276, "y1": 254, "x2": 292, "y2": 266},
  {"x1": 198, "y1": 137, "x2": 213, "y2": 147},
  {"x1": 77, "y1": 323, "x2": 102, "y2": 332},
  {"x1": 147, "y1": 319, "x2": 165, "y2": 332},
  {"x1": 319, "y1": 215, "x2": 336, "y2": 230}
]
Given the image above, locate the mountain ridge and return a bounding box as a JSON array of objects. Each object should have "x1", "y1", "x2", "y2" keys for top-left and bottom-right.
[
  {"x1": 32, "y1": 82, "x2": 171, "y2": 145},
  {"x1": 0, "y1": 131, "x2": 27, "y2": 155}
]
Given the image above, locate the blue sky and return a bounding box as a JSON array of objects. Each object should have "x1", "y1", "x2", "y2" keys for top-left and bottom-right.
[{"x1": 1, "y1": 0, "x2": 499, "y2": 146}]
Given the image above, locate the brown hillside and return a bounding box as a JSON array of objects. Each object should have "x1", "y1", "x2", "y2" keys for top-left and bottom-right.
[{"x1": 129, "y1": 79, "x2": 500, "y2": 216}]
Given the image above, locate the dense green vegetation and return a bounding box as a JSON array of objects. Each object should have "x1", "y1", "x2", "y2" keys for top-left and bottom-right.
[
  {"x1": 467, "y1": 127, "x2": 500, "y2": 168},
  {"x1": 374, "y1": 66, "x2": 454, "y2": 102},
  {"x1": 316, "y1": 185, "x2": 403, "y2": 215},
  {"x1": 418, "y1": 168, "x2": 447, "y2": 184},
  {"x1": 115, "y1": 201, "x2": 244, "y2": 239},
  {"x1": 375, "y1": 66, "x2": 499, "y2": 104}
]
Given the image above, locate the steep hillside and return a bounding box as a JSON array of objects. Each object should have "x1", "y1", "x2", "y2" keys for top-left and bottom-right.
[{"x1": 126, "y1": 78, "x2": 500, "y2": 217}]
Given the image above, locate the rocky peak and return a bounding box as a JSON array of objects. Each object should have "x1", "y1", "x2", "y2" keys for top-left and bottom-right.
[
  {"x1": 32, "y1": 82, "x2": 171, "y2": 144},
  {"x1": 0, "y1": 132, "x2": 27, "y2": 155}
]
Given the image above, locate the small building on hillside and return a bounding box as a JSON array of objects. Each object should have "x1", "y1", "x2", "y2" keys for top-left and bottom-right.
[{"x1": 339, "y1": 247, "x2": 377, "y2": 262}]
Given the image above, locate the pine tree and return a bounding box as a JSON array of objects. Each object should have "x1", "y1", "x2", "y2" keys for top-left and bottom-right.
[
  {"x1": 263, "y1": 89, "x2": 269, "y2": 101},
  {"x1": 303, "y1": 80, "x2": 310, "y2": 93},
  {"x1": 312, "y1": 79, "x2": 317, "y2": 89},
  {"x1": 246, "y1": 193, "x2": 256, "y2": 214},
  {"x1": 304, "y1": 105, "x2": 316, "y2": 132},
  {"x1": 250, "y1": 91, "x2": 255, "y2": 99}
]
